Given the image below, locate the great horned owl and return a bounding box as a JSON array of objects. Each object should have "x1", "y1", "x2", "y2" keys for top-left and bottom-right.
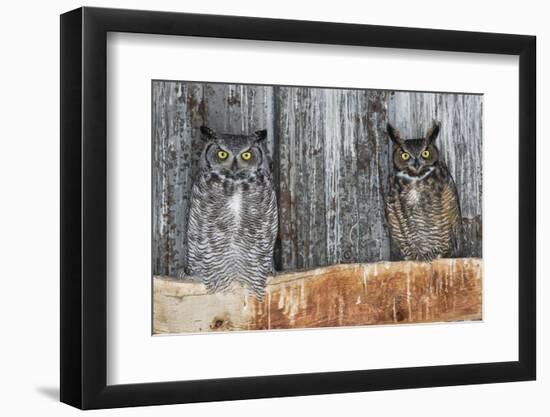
[
  {"x1": 385, "y1": 122, "x2": 463, "y2": 261},
  {"x1": 186, "y1": 125, "x2": 278, "y2": 298}
]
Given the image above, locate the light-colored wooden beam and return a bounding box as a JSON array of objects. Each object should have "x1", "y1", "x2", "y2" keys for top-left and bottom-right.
[{"x1": 153, "y1": 258, "x2": 482, "y2": 334}]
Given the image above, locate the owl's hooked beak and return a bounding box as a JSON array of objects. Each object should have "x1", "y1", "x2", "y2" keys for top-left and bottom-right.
[
  {"x1": 412, "y1": 158, "x2": 421, "y2": 172},
  {"x1": 231, "y1": 159, "x2": 239, "y2": 174}
]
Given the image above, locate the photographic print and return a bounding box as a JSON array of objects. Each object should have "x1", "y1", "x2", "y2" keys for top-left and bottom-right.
[{"x1": 152, "y1": 81, "x2": 482, "y2": 334}]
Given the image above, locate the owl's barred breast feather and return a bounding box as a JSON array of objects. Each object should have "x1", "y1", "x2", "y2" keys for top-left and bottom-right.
[
  {"x1": 386, "y1": 162, "x2": 462, "y2": 261},
  {"x1": 186, "y1": 171, "x2": 278, "y2": 298}
]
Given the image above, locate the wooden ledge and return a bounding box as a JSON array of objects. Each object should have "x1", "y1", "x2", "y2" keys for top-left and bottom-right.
[{"x1": 153, "y1": 258, "x2": 482, "y2": 334}]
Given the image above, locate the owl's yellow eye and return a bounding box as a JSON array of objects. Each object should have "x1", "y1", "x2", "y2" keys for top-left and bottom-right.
[
  {"x1": 401, "y1": 152, "x2": 410, "y2": 161},
  {"x1": 217, "y1": 150, "x2": 228, "y2": 160},
  {"x1": 241, "y1": 151, "x2": 252, "y2": 161},
  {"x1": 421, "y1": 150, "x2": 430, "y2": 158}
]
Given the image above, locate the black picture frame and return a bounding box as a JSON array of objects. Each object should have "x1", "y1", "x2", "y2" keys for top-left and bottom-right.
[{"x1": 60, "y1": 6, "x2": 536, "y2": 410}]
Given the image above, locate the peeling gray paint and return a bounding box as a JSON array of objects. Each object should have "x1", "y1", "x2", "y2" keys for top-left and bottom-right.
[{"x1": 152, "y1": 81, "x2": 482, "y2": 276}]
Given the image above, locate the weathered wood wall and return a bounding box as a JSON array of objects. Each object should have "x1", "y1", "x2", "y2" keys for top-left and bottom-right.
[{"x1": 152, "y1": 81, "x2": 482, "y2": 277}]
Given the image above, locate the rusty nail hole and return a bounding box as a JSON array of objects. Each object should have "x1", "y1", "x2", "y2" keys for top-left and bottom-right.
[{"x1": 214, "y1": 319, "x2": 224, "y2": 328}]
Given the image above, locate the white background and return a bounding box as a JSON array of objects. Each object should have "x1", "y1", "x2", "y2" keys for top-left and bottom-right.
[
  {"x1": 108, "y1": 34, "x2": 518, "y2": 384},
  {"x1": 0, "y1": 0, "x2": 546, "y2": 415}
]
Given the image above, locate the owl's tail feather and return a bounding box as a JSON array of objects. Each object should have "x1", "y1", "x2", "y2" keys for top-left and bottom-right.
[{"x1": 177, "y1": 269, "x2": 204, "y2": 283}]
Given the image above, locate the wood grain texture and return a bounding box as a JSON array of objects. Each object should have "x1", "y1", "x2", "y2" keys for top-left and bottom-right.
[
  {"x1": 153, "y1": 258, "x2": 482, "y2": 334},
  {"x1": 152, "y1": 81, "x2": 483, "y2": 276}
]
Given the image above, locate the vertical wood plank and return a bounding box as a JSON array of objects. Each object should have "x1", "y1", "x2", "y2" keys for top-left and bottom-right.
[
  {"x1": 275, "y1": 88, "x2": 394, "y2": 270},
  {"x1": 362, "y1": 90, "x2": 392, "y2": 262},
  {"x1": 276, "y1": 87, "x2": 328, "y2": 270},
  {"x1": 152, "y1": 81, "x2": 204, "y2": 276}
]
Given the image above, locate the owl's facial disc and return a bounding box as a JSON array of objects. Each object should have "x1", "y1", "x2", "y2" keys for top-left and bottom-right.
[
  {"x1": 210, "y1": 144, "x2": 259, "y2": 178},
  {"x1": 202, "y1": 129, "x2": 269, "y2": 181},
  {"x1": 394, "y1": 138, "x2": 438, "y2": 177}
]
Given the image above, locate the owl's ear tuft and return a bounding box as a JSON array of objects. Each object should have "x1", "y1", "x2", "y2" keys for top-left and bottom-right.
[
  {"x1": 425, "y1": 121, "x2": 441, "y2": 144},
  {"x1": 387, "y1": 123, "x2": 402, "y2": 146},
  {"x1": 200, "y1": 125, "x2": 216, "y2": 140},
  {"x1": 254, "y1": 129, "x2": 268, "y2": 142}
]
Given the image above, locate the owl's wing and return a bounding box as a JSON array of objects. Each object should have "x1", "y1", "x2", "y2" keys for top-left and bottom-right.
[
  {"x1": 440, "y1": 164, "x2": 464, "y2": 258},
  {"x1": 384, "y1": 178, "x2": 408, "y2": 261}
]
